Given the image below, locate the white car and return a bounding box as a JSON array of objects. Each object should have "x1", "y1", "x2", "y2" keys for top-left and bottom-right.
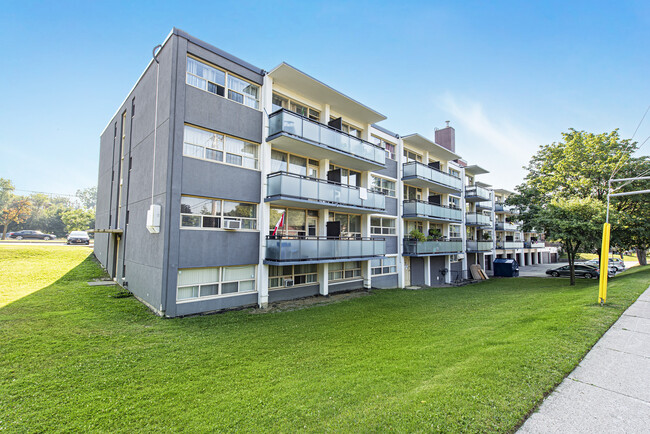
[{"x1": 584, "y1": 259, "x2": 620, "y2": 275}]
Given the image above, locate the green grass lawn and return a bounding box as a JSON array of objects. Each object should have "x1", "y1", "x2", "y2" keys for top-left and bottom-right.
[{"x1": 1, "y1": 246, "x2": 649, "y2": 432}]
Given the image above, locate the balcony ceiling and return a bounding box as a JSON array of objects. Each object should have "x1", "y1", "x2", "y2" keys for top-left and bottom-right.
[
  {"x1": 465, "y1": 164, "x2": 490, "y2": 175},
  {"x1": 268, "y1": 63, "x2": 387, "y2": 125},
  {"x1": 401, "y1": 134, "x2": 461, "y2": 162},
  {"x1": 493, "y1": 188, "x2": 515, "y2": 196}
]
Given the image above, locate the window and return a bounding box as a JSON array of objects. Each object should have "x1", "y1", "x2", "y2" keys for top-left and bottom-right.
[
  {"x1": 371, "y1": 257, "x2": 397, "y2": 275},
  {"x1": 131, "y1": 97, "x2": 135, "y2": 117},
  {"x1": 449, "y1": 168, "x2": 460, "y2": 178},
  {"x1": 329, "y1": 213, "x2": 361, "y2": 237},
  {"x1": 272, "y1": 93, "x2": 320, "y2": 120},
  {"x1": 329, "y1": 261, "x2": 362, "y2": 281},
  {"x1": 177, "y1": 265, "x2": 256, "y2": 301},
  {"x1": 183, "y1": 125, "x2": 258, "y2": 169},
  {"x1": 271, "y1": 149, "x2": 317, "y2": 177},
  {"x1": 181, "y1": 195, "x2": 257, "y2": 229},
  {"x1": 186, "y1": 56, "x2": 260, "y2": 109},
  {"x1": 330, "y1": 165, "x2": 361, "y2": 186},
  {"x1": 341, "y1": 122, "x2": 361, "y2": 138},
  {"x1": 371, "y1": 136, "x2": 396, "y2": 160},
  {"x1": 406, "y1": 220, "x2": 424, "y2": 234},
  {"x1": 269, "y1": 264, "x2": 318, "y2": 288},
  {"x1": 371, "y1": 217, "x2": 396, "y2": 235},
  {"x1": 371, "y1": 176, "x2": 396, "y2": 197},
  {"x1": 269, "y1": 207, "x2": 318, "y2": 237},
  {"x1": 449, "y1": 196, "x2": 460, "y2": 209},
  {"x1": 450, "y1": 224, "x2": 462, "y2": 239},
  {"x1": 404, "y1": 148, "x2": 423, "y2": 163},
  {"x1": 404, "y1": 185, "x2": 422, "y2": 201}
]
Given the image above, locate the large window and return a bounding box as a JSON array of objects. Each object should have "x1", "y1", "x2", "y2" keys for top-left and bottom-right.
[
  {"x1": 272, "y1": 93, "x2": 320, "y2": 121},
  {"x1": 371, "y1": 136, "x2": 396, "y2": 160},
  {"x1": 450, "y1": 224, "x2": 462, "y2": 239},
  {"x1": 186, "y1": 56, "x2": 259, "y2": 109},
  {"x1": 329, "y1": 213, "x2": 361, "y2": 237},
  {"x1": 330, "y1": 165, "x2": 361, "y2": 187},
  {"x1": 177, "y1": 265, "x2": 256, "y2": 301},
  {"x1": 371, "y1": 256, "x2": 397, "y2": 275},
  {"x1": 404, "y1": 185, "x2": 422, "y2": 201},
  {"x1": 404, "y1": 148, "x2": 423, "y2": 163},
  {"x1": 269, "y1": 264, "x2": 318, "y2": 288},
  {"x1": 183, "y1": 125, "x2": 258, "y2": 169},
  {"x1": 329, "y1": 261, "x2": 362, "y2": 281},
  {"x1": 371, "y1": 176, "x2": 396, "y2": 197},
  {"x1": 181, "y1": 195, "x2": 257, "y2": 229},
  {"x1": 370, "y1": 217, "x2": 396, "y2": 235},
  {"x1": 269, "y1": 207, "x2": 319, "y2": 237},
  {"x1": 271, "y1": 150, "x2": 319, "y2": 177}
]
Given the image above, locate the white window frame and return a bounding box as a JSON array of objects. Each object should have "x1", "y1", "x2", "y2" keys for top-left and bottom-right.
[
  {"x1": 371, "y1": 175, "x2": 396, "y2": 197},
  {"x1": 328, "y1": 261, "x2": 362, "y2": 281},
  {"x1": 268, "y1": 264, "x2": 318, "y2": 289},
  {"x1": 176, "y1": 265, "x2": 256, "y2": 302},
  {"x1": 186, "y1": 55, "x2": 260, "y2": 110},
  {"x1": 371, "y1": 256, "x2": 397, "y2": 276},
  {"x1": 180, "y1": 195, "x2": 258, "y2": 230},
  {"x1": 370, "y1": 135, "x2": 397, "y2": 160},
  {"x1": 370, "y1": 217, "x2": 396, "y2": 235},
  {"x1": 183, "y1": 124, "x2": 259, "y2": 170}
]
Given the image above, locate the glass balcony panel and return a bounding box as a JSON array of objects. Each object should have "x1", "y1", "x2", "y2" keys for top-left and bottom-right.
[
  {"x1": 266, "y1": 237, "x2": 384, "y2": 262},
  {"x1": 302, "y1": 120, "x2": 320, "y2": 143}
]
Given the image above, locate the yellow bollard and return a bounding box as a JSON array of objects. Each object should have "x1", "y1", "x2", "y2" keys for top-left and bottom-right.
[{"x1": 598, "y1": 223, "x2": 611, "y2": 304}]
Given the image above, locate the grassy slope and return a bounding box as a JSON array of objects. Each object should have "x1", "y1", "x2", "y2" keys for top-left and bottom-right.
[{"x1": 1, "y1": 246, "x2": 648, "y2": 432}]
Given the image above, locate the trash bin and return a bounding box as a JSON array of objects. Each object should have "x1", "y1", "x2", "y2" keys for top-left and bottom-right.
[{"x1": 493, "y1": 258, "x2": 520, "y2": 277}]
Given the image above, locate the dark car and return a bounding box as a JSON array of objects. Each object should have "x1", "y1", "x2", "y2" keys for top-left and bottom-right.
[
  {"x1": 8, "y1": 230, "x2": 56, "y2": 240},
  {"x1": 546, "y1": 264, "x2": 600, "y2": 279},
  {"x1": 67, "y1": 231, "x2": 90, "y2": 245}
]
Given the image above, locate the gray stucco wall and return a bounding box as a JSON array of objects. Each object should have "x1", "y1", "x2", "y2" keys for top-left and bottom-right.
[
  {"x1": 329, "y1": 279, "x2": 364, "y2": 293},
  {"x1": 177, "y1": 230, "x2": 259, "y2": 268},
  {"x1": 181, "y1": 157, "x2": 261, "y2": 203},
  {"x1": 430, "y1": 256, "x2": 447, "y2": 286},
  {"x1": 372, "y1": 274, "x2": 398, "y2": 289},
  {"x1": 385, "y1": 197, "x2": 398, "y2": 216},
  {"x1": 373, "y1": 158, "x2": 398, "y2": 180},
  {"x1": 175, "y1": 292, "x2": 258, "y2": 317},
  {"x1": 410, "y1": 257, "x2": 425, "y2": 286},
  {"x1": 269, "y1": 285, "x2": 320, "y2": 303}
]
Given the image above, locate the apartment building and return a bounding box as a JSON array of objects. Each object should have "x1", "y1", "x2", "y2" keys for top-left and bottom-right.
[{"x1": 95, "y1": 28, "x2": 554, "y2": 317}]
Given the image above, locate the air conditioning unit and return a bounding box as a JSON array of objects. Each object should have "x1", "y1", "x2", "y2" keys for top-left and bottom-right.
[
  {"x1": 284, "y1": 279, "x2": 294, "y2": 287},
  {"x1": 223, "y1": 220, "x2": 241, "y2": 230}
]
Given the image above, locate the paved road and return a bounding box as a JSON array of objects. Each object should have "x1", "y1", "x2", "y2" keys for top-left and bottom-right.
[
  {"x1": 515, "y1": 261, "x2": 638, "y2": 278},
  {"x1": 519, "y1": 284, "x2": 650, "y2": 433}
]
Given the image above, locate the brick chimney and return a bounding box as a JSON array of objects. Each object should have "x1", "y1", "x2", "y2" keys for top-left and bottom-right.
[{"x1": 435, "y1": 121, "x2": 455, "y2": 152}]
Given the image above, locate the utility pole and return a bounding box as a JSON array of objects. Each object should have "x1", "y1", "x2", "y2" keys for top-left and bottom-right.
[{"x1": 599, "y1": 176, "x2": 650, "y2": 304}]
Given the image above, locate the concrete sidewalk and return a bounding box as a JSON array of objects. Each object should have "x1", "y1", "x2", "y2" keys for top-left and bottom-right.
[{"x1": 519, "y1": 285, "x2": 650, "y2": 433}]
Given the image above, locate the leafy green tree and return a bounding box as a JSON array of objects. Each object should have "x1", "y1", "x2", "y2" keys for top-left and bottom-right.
[
  {"x1": 536, "y1": 198, "x2": 606, "y2": 285},
  {"x1": 61, "y1": 209, "x2": 95, "y2": 233},
  {"x1": 75, "y1": 186, "x2": 97, "y2": 210},
  {"x1": 1, "y1": 198, "x2": 32, "y2": 239},
  {"x1": 0, "y1": 178, "x2": 14, "y2": 211}
]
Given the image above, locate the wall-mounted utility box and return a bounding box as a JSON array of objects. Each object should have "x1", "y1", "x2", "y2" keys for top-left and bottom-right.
[{"x1": 146, "y1": 204, "x2": 161, "y2": 234}]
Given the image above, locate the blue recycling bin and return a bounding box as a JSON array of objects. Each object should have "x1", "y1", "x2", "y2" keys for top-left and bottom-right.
[{"x1": 493, "y1": 258, "x2": 519, "y2": 277}]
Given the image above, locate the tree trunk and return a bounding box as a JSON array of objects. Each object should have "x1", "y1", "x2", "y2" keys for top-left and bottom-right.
[
  {"x1": 566, "y1": 241, "x2": 576, "y2": 286},
  {"x1": 638, "y1": 248, "x2": 648, "y2": 266},
  {"x1": 1, "y1": 224, "x2": 6, "y2": 240}
]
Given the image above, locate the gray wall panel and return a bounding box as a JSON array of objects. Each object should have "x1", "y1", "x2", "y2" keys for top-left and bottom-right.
[
  {"x1": 174, "y1": 293, "x2": 258, "y2": 317},
  {"x1": 181, "y1": 157, "x2": 261, "y2": 203},
  {"x1": 430, "y1": 256, "x2": 447, "y2": 286},
  {"x1": 373, "y1": 235, "x2": 397, "y2": 254},
  {"x1": 411, "y1": 257, "x2": 425, "y2": 285},
  {"x1": 373, "y1": 158, "x2": 398, "y2": 179},
  {"x1": 372, "y1": 274, "x2": 398, "y2": 289},
  {"x1": 385, "y1": 197, "x2": 398, "y2": 216},
  {"x1": 177, "y1": 230, "x2": 260, "y2": 268},
  {"x1": 184, "y1": 85, "x2": 263, "y2": 144},
  {"x1": 329, "y1": 279, "x2": 364, "y2": 293},
  {"x1": 268, "y1": 285, "x2": 320, "y2": 303}
]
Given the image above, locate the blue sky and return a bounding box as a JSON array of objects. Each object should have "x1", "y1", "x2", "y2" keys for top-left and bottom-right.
[{"x1": 1, "y1": 0, "x2": 649, "y2": 197}]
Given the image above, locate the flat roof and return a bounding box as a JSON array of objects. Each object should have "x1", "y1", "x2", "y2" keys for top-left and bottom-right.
[
  {"x1": 268, "y1": 62, "x2": 387, "y2": 125},
  {"x1": 401, "y1": 133, "x2": 462, "y2": 161}
]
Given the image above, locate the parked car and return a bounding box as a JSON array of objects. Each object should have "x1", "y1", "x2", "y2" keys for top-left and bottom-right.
[
  {"x1": 546, "y1": 264, "x2": 600, "y2": 279},
  {"x1": 584, "y1": 258, "x2": 625, "y2": 272},
  {"x1": 8, "y1": 230, "x2": 56, "y2": 240},
  {"x1": 67, "y1": 231, "x2": 90, "y2": 245}
]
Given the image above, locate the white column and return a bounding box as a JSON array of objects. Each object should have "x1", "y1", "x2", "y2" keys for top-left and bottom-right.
[
  {"x1": 445, "y1": 255, "x2": 451, "y2": 284},
  {"x1": 396, "y1": 136, "x2": 406, "y2": 288},
  {"x1": 424, "y1": 256, "x2": 431, "y2": 286},
  {"x1": 460, "y1": 167, "x2": 468, "y2": 279},
  {"x1": 362, "y1": 209, "x2": 372, "y2": 289},
  {"x1": 256, "y1": 74, "x2": 274, "y2": 308},
  {"x1": 319, "y1": 263, "x2": 329, "y2": 296},
  {"x1": 320, "y1": 104, "x2": 330, "y2": 124},
  {"x1": 518, "y1": 251, "x2": 525, "y2": 266}
]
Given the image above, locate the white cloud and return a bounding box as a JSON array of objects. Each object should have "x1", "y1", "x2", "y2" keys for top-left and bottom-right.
[{"x1": 437, "y1": 93, "x2": 544, "y2": 190}]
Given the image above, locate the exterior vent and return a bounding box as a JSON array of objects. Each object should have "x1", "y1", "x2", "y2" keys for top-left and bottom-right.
[
  {"x1": 284, "y1": 279, "x2": 294, "y2": 287},
  {"x1": 224, "y1": 220, "x2": 241, "y2": 230}
]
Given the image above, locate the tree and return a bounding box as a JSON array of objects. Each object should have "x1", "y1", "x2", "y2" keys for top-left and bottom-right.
[
  {"x1": 509, "y1": 129, "x2": 649, "y2": 268},
  {"x1": 536, "y1": 198, "x2": 606, "y2": 285},
  {"x1": 0, "y1": 178, "x2": 14, "y2": 211},
  {"x1": 1, "y1": 198, "x2": 32, "y2": 239},
  {"x1": 61, "y1": 208, "x2": 95, "y2": 233},
  {"x1": 76, "y1": 186, "x2": 97, "y2": 210}
]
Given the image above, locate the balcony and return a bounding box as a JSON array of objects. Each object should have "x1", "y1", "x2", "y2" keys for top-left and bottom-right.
[
  {"x1": 465, "y1": 185, "x2": 491, "y2": 202},
  {"x1": 496, "y1": 241, "x2": 524, "y2": 249},
  {"x1": 402, "y1": 200, "x2": 462, "y2": 223},
  {"x1": 265, "y1": 236, "x2": 385, "y2": 265},
  {"x1": 495, "y1": 222, "x2": 520, "y2": 231},
  {"x1": 467, "y1": 240, "x2": 493, "y2": 252},
  {"x1": 476, "y1": 200, "x2": 493, "y2": 210},
  {"x1": 266, "y1": 172, "x2": 385, "y2": 214},
  {"x1": 495, "y1": 203, "x2": 519, "y2": 214},
  {"x1": 403, "y1": 239, "x2": 463, "y2": 256},
  {"x1": 267, "y1": 109, "x2": 385, "y2": 172},
  {"x1": 524, "y1": 241, "x2": 546, "y2": 249},
  {"x1": 466, "y1": 213, "x2": 492, "y2": 227},
  {"x1": 402, "y1": 161, "x2": 463, "y2": 194}
]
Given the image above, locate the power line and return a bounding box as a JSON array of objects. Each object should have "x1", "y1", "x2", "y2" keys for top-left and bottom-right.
[
  {"x1": 609, "y1": 104, "x2": 650, "y2": 181},
  {"x1": 14, "y1": 189, "x2": 77, "y2": 198},
  {"x1": 631, "y1": 104, "x2": 650, "y2": 140}
]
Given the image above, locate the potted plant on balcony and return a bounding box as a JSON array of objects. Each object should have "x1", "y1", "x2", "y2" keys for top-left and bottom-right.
[
  {"x1": 482, "y1": 232, "x2": 492, "y2": 241},
  {"x1": 408, "y1": 229, "x2": 426, "y2": 242},
  {"x1": 427, "y1": 228, "x2": 443, "y2": 241}
]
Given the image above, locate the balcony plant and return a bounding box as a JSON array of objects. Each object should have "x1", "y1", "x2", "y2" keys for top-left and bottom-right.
[
  {"x1": 482, "y1": 232, "x2": 492, "y2": 241},
  {"x1": 427, "y1": 228, "x2": 443, "y2": 241},
  {"x1": 408, "y1": 229, "x2": 426, "y2": 242}
]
